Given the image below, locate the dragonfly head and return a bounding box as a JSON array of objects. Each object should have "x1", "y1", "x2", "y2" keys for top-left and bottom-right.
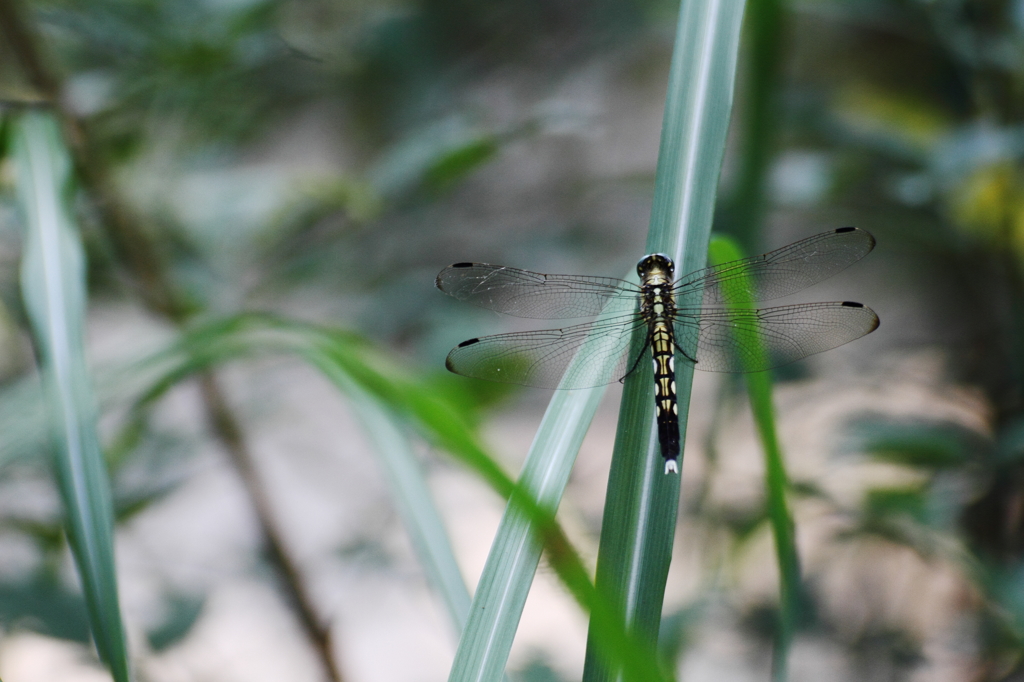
[{"x1": 637, "y1": 253, "x2": 675, "y2": 283}]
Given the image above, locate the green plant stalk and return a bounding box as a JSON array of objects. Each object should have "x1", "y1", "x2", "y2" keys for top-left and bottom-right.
[
  {"x1": 444, "y1": 386, "x2": 605, "y2": 682},
  {"x1": 10, "y1": 111, "x2": 130, "y2": 682},
  {"x1": 710, "y1": 0, "x2": 795, "y2": 668},
  {"x1": 749, "y1": 370, "x2": 800, "y2": 682},
  {"x1": 708, "y1": 235, "x2": 801, "y2": 682},
  {"x1": 723, "y1": 0, "x2": 785, "y2": 251},
  {"x1": 584, "y1": 2, "x2": 747, "y2": 680}
]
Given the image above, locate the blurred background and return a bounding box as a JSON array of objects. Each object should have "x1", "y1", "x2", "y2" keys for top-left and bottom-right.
[{"x1": 0, "y1": 0, "x2": 1022, "y2": 680}]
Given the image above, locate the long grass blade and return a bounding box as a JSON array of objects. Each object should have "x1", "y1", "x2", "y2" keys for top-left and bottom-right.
[
  {"x1": 10, "y1": 110, "x2": 130, "y2": 682},
  {"x1": 708, "y1": 235, "x2": 801, "y2": 682},
  {"x1": 308, "y1": 361, "x2": 473, "y2": 633},
  {"x1": 721, "y1": 0, "x2": 786, "y2": 250},
  {"x1": 584, "y1": 2, "x2": 747, "y2": 681},
  {"x1": 446, "y1": 384, "x2": 606, "y2": 682}
]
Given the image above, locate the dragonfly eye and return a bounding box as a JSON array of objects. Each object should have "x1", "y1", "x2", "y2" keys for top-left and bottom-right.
[{"x1": 637, "y1": 253, "x2": 675, "y2": 280}]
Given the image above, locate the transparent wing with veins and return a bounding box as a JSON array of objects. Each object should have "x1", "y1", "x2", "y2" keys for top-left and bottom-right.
[
  {"x1": 435, "y1": 263, "x2": 639, "y2": 319},
  {"x1": 443, "y1": 313, "x2": 647, "y2": 389},
  {"x1": 436, "y1": 227, "x2": 879, "y2": 387},
  {"x1": 672, "y1": 227, "x2": 875, "y2": 307}
]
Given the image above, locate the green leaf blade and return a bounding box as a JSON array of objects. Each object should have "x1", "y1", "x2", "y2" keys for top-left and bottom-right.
[
  {"x1": 708, "y1": 234, "x2": 802, "y2": 682},
  {"x1": 585, "y1": 2, "x2": 748, "y2": 681},
  {"x1": 308, "y1": 349, "x2": 473, "y2": 633},
  {"x1": 446, "y1": 363, "x2": 608, "y2": 682},
  {"x1": 11, "y1": 111, "x2": 131, "y2": 682}
]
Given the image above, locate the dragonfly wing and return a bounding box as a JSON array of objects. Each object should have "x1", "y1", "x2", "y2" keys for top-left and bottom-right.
[
  {"x1": 445, "y1": 314, "x2": 647, "y2": 389},
  {"x1": 673, "y1": 227, "x2": 876, "y2": 307},
  {"x1": 674, "y1": 301, "x2": 880, "y2": 373},
  {"x1": 436, "y1": 263, "x2": 639, "y2": 319}
]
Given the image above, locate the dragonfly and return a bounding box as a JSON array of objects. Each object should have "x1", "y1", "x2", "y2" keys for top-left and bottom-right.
[{"x1": 436, "y1": 227, "x2": 880, "y2": 474}]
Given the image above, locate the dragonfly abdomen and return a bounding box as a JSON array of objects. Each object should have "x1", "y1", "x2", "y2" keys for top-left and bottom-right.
[{"x1": 650, "y1": 320, "x2": 680, "y2": 473}]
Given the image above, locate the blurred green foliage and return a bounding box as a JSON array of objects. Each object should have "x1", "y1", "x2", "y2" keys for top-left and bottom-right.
[{"x1": 9, "y1": 0, "x2": 1024, "y2": 679}]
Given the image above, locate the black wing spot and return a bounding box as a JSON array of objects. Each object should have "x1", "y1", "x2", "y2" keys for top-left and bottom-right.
[
  {"x1": 841, "y1": 301, "x2": 863, "y2": 307},
  {"x1": 451, "y1": 262, "x2": 475, "y2": 268},
  {"x1": 458, "y1": 338, "x2": 481, "y2": 347},
  {"x1": 835, "y1": 226, "x2": 857, "y2": 233}
]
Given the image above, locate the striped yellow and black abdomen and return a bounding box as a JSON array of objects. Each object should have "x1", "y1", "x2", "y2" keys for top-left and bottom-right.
[{"x1": 650, "y1": 319, "x2": 680, "y2": 472}]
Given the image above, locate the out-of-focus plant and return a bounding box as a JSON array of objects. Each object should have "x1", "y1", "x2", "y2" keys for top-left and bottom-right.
[
  {"x1": 705, "y1": 0, "x2": 1024, "y2": 678},
  {"x1": 0, "y1": 0, "x2": 748, "y2": 679},
  {"x1": 7, "y1": 111, "x2": 130, "y2": 681},
  {"x1": 14, "y1": 0, "x2": 1024, "y2": 678}
]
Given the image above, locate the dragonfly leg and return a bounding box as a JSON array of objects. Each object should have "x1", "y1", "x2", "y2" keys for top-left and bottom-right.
[
  {"x1": 619, "y1": 334, "x2": 653, "y2": 383},
  {"x1": 674, "y1": 341, "x2": 697, "y2": 366}
]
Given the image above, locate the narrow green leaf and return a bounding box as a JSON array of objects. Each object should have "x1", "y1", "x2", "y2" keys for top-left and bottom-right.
[
  {"x1": 585, "y1": 3, "x2": 747, "y2": 681},
  {"x1": 423, "y1": 137, "x2": 499, "y2": 192},
  {"x1": 368, "y1": 120, "x2": 499, "y2": 198},
  {"x1": 146, "y1": 593, "x2": 205, "y2": 651},
  {"x1": 310, "y1": 360, "x2": 473, "y2": 633},
  {"x1": 850, "y1": 418, "x2": 978, "y2": 469},
  {"x1": 721, "y1": 0, "x2": 786, "y2": 250},
  {"x1": 0, "y1": 578, "x2": 92, "y2": 643},
  {"x1": 11, "y1": 111, "x2": 130, "y2": 681},
  {"x1": 446, "y1": 383, "x2": 606, "y2": 682},
  {"x1": 708, "y1": 234, "x2": 801, "y2": 682}
]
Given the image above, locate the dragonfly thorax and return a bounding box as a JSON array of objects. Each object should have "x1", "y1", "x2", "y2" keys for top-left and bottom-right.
[{"x1": 638, "y1": 254, "x2": 676, "y2": 323}]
